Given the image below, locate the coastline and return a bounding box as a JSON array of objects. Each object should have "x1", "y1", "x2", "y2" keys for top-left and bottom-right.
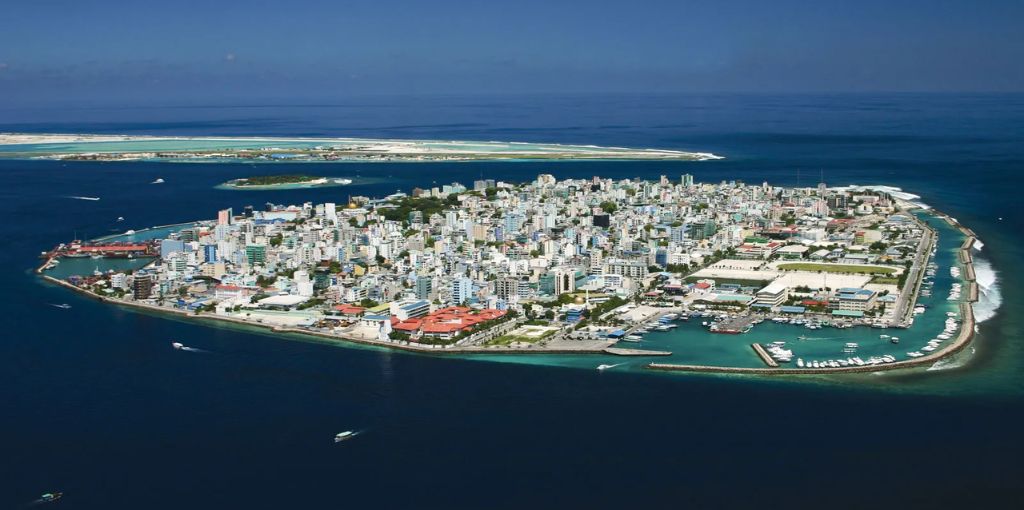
[
  {"x1": 36, "y1": 260, "x2": 613, "y2": 357},
  {"x1": 36, "y1": 206, "x2": 984, "y2": 374}
]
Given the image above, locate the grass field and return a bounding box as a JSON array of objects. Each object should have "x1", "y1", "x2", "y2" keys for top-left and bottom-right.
[{"x1": 778, "y1": 263, "x2": 896, "y2": 275}]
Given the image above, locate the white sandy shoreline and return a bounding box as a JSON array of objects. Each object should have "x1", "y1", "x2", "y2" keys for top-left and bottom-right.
[{"x1": 0, "y1": 132, "x2": 723, "y2": 161}]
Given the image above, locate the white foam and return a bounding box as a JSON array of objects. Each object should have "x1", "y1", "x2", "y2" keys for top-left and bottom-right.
[
  {"x1": 973, "y1": 239, "x2": 985, "y2": 251},
  {"x1": 927, "y1": 346, "x2": 974, "y2": 371},
  {"x1": 972, "y1": 257, "x2": 1001, "y2": 323}
]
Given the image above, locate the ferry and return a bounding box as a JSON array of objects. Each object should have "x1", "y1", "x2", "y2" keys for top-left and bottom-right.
[{"x1": 334, "y1": 431, "x2": 357, "y2": 443}]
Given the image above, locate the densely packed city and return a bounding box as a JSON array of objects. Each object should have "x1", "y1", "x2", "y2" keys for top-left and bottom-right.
[{"x1": 45, "y1": 174, "x2": 943, "y2": 361}]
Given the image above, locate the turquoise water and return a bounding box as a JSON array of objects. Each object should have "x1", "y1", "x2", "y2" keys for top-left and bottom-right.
[{"x1": 3, "y1": 94, "x2": 1021, "y2": 509}]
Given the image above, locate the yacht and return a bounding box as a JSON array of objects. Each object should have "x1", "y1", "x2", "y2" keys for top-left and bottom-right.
[
  {"x1": 796, "y1": 358, "x2": 805, "y2": 367},
  {"x1": 40, "y1": 493, "x2": 63, "y2": 503},
  {"x1": 151, "y1": 178, "x2": 165, "y2": 184},
  {"x1": 334, "y1": 431, "x2": 357, "y2": 443},
  {"x1": 116, "y1": 216, "x2": 125, "y2": 222}
]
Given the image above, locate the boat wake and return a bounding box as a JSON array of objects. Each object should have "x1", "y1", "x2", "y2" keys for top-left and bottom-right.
[
  {"x1": 972, "y1": 257, "x2": 1002, "y2": 323},
  {"x1": 172, "y1": 341, "x2": 207, "y2": 353},
  {"x1": 66, "y1": 195, "x2": 100, "y2": 201}
]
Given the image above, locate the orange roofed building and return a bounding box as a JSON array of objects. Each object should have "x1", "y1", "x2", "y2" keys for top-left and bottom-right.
[{"x1": 391, "y1": 306, "x2": 507, "y2": 341}]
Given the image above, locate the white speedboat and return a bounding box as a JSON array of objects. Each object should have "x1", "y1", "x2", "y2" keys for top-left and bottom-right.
[
  {"x1": 335, "y1": 431, "x2": 357, "y2": 442},
  {"x1": 171, "y1": 342, "x2": 184, "y2": 350},
  {"x1": 151, "y1": 178, "x2": 165, "y2": 184},
  {"x1": 597, "y1": 363, "x2": 622, "y2": 371}
]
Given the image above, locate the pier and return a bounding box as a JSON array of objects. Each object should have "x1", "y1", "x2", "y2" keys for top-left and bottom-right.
[
  {"x1": 603, "y1": 347, "x2": 672, "y2": 356},
  {"x1": 751, "y1": 343, "x2": 779, "y2": 367},
  {"x1": 710, "y1": 315, "x2": 758, "y2": 334}
]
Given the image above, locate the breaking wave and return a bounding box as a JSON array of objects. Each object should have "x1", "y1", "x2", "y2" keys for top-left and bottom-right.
[{"x1": 972, "y1": 257, "x2": 1001, "y2": 323}]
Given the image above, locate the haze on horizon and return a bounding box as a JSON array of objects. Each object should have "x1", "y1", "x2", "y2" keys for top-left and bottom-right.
[{"x1": 1, "y1": 0, "x2": 1022, "y2": 107}]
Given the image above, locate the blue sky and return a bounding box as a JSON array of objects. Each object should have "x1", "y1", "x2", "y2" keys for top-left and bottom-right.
[{"x1": 1, "y1": 0, "x2": 1022, "y2": 104}]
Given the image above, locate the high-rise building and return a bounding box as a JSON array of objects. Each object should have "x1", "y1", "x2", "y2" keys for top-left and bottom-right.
[
  {"x1": 217, "y1": 208, "x2": 233, "y2": 226},
  {"x1": 415, "y1": 276, "x2": 434, "y2": 300},
  {"x1": 452, "y1": 277, "x2": 473, "y2": 305},
  {"x1": 495, "y1": 277, "x2": 521, "y2": 300},
  {"x1": 203, "y1": 245, "x2": 217, "y2": 263},
  {"x1": 554, "y1": 269, "x2": 576, "y2": 295},
  {"x1": 245, "y1": 244, "x2": 266, "y2": 265},
  {"x1": 681, "y1": 174, "x2": 694, "y2": 187},
  {"x1": 160, "y1": 239, "x2": 185, "y2": 260},
  {"x1": 132, "y1": 274, "x2": 154, "y2": 300}
]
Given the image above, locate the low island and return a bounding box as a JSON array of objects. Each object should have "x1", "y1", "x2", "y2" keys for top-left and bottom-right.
[
  {"x1": 39, "y1": 174, "x2": 981, "y2": 375},
  {"x1": 219, "y1": 175, "x2": 354, "y2": 190},
  {"x1": 0, "y1": 133, "x2": 722, "y2": 163}
]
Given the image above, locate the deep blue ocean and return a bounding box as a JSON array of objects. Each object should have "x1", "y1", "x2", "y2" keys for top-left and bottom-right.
[{"x1": 1, "y1": 94, "x2": 1022, "y2": 509}]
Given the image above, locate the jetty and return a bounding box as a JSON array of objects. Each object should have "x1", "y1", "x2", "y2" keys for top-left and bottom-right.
[
  {"x1": 751, "y1": 343, "x2": 780, "y2": 367},
  {"x1": 603, "y1": 347, "x2": 672, "y2": 357}
]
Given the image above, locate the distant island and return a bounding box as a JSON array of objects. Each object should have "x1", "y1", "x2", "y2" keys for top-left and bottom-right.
[
  {"x1": 219, "y1": 175, "x2": 353, "y2": 190},
  {"x1": 0, "y1": 133, "x2": 723, "y2": 163}
]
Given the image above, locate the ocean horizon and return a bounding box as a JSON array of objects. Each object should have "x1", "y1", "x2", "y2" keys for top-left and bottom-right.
[{"x1": 3, "y1": 93, "x2": 1022, "y2": 509}]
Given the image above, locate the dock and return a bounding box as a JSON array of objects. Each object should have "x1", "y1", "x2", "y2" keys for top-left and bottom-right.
[
  {"x1": 603, "y1": 348, "x2": 672, "y2": 357},
  {"x1": 710, "y1": 315, "x2": 758, "y2": 334},
  {"x1": 751, "y1": 343, "x2": 779, "y2": 367}
]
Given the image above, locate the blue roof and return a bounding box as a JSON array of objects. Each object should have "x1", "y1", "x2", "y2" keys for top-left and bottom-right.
[
  {"x1": 831, "y1": 310, "x2": 864, "y2": 317},
  {"x1": 400, "y1": 300, "x2": 430, "y2": 311},
  {"x1": 780, "y1": 306, "x2": 806, "y2": 313},
  {"x1": 607, "y1": 329, "x2": 627, "y2": 338}
]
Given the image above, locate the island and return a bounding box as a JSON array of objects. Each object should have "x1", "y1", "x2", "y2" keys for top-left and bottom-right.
[
  {"x1": 38, "y1": 174, "x2": 981, "y2": 375},
  {"x1": 0, "y1": 133, "x2": 722, "y2": 163},
  {"x1": 219, "y1": 175, "x2": 354, "y2": 190}
]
